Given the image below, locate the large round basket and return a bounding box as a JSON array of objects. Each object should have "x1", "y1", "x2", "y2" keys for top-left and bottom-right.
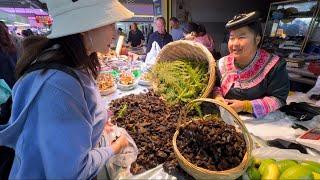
[
  {"x1": 172, "y1": 98, "x2": 253, "y2": 180},
  {"x1": 155, "y1": 40, "x2": 216, "y2": 98}
]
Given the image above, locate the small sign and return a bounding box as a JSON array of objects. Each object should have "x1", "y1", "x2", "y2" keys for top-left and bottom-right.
[{"x1": 35, "y1": 15, "x2": 52, "y2": 25}]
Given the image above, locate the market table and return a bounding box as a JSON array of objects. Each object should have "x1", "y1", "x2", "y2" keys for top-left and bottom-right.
[
  {"x1": 240, "y1": 92, "x2": 320, "y2": 141},
  {"x1": 102, "y1": 88, "x2": 320, "y2": 142},
  {"x1": 101, "y1": 84, "x2": 149, "y2": 108},
  {"x1": 99, "y1": 86, "x2": 320, "y2": 179}
]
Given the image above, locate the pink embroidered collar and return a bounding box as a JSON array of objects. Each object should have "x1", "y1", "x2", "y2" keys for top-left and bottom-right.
[{"x1": 219, "y1": 49, "x2": 280, "y2": 96}]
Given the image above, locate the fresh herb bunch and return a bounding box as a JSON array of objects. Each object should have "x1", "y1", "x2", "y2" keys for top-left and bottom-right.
[{"x1": 151, "y1": 60, "x2": 208, "y2": 105}]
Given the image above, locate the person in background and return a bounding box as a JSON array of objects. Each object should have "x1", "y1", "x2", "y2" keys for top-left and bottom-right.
[
  {"x1": 195, "y1": 24, "x2": 215, "y2": 53},
  {"x1": 0, "y1": 21, "x2": 17, "y2": 115},
  {"x1": 146, "y1": 17, "x2": 173, "y2": 53},
  {"x1": 113, "y1": 27, "x2": 126, "y2": 48},
  {"x1": 146, "y1": 26, "x2": 153, "y2": 44},
  {"x1": 0, "y1": 0, "x2": 134, "y2": 178},
  {"x1": 183, "y1": 22, "x2": 215, "y2": 53},
  {"x1": 0, "y1": 21, "x2": 6, "y2": 29},
  {"x1": 169, "y1": 17, "x2": 184, "y2": 41},
  {"x1": 182, "y1": 22, "x2": 199, "y2": 41},
  {"x1": 0, "y1": 21, "x2": 23, "y2": 57},
  {"x1": 0, "y1": 20, "x2": 17, "y2": 180},
  {"x1": 127, "y1": 22, "x2": 144, "y2": 47},
  {"x1": 117, "y1": 27, "x2": 126, "y2": 36},
  {"x1": 214, "y1": 11, "x2": 290, "y2": 118},
  {"x1": 21, "y1": 29, "x2": 34, "y2": 38}
]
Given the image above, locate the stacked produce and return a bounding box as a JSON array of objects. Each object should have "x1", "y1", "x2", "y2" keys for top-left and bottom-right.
[
  {"x1": 109, "y1": 91, "x2": 182, "y2": 175},
  {"x1": 97, "y1": 73, "x2": 117, "y2": 95},
  {"x1": 245, "y1": 158, "x2": 320, "y2": 180},
  {"x1": 119, "y1": 72, "x2": 135, "y2": 85},
  {"x1": 97, "y1": 73, "x2": 115, "y2": 91},
  {"x1": 176, "y1": 119, "x2": 246, "y2": 171},
  {"x1": 151, "y1": 60, "x2": 208, "y2": 105}
]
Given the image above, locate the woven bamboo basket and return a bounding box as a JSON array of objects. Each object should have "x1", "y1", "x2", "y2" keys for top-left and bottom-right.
[
  {"x1": 172, "y1": 98, "x2": 253, "y2": 180},
  {"x1": 155, "y1": 40, "x2": 216, "y2": 99}
]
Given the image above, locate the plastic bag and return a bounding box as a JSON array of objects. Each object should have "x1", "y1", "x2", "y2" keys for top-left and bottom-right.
[
  {"x1": 0, "y1": 79, "x2": 11, "y2": 105},
  {"x1": 307, "y1": 76, "x2": 320, "y2": 98},
  {"x1": 100, "y1": 127, "x2": 138, "y2": 179},
  {"x1": 240, "y1": 111, "x2": 299, "y2": 141},
  {"x1": 252, "y1": 147, "x2": 320, "y2": 163},
  {"x1": 130, "y1": 164, "x2": 177, "y2": 180},
  {"x1": 307, "y1": 76, "x2": 320, "y2": 106},
  {"x1": 145, "y1": 42, "x2": 161, "y2": 66}
]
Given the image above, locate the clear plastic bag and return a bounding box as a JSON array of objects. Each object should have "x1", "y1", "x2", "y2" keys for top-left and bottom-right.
[
  {"x1": 253, "y1": 147, "x2": 320, "y2": 163},
  {"x1": 145, "y1": 42, "x2": 161, "y2": 66},
  {"x1": 130, "y1": 164, "x2": 177, "y2": 180},
  {"x1": 101, "y1": 127, "x2": 138, "y2": 179}
]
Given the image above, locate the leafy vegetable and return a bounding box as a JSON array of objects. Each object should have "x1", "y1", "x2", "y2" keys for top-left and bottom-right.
[
  {"x1": 151, "y1": 60, "x2": 208, "y2": 105},
  {"x1": 117, "y1": 103, "x2": 128, "y2": 118}
]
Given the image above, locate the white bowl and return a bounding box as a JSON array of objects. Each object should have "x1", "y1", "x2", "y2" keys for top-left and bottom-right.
[
  {"x1": 117, "y1": 81, "x2": 138, "y2": 91},
  {"x1": 100, "y1": 84, "x2": 117, "y2": 96},
  {"x1": 138, "y1": 79, "x2": 151, "y2": 86}
]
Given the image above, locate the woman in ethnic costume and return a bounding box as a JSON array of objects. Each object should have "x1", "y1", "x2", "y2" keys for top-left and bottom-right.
[{"x1": 215, "y1": 11, "x2": 290, "y2": 118}]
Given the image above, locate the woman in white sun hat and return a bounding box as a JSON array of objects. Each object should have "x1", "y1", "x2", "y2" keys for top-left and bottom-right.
[{"x1": 0, "y1": 0, "x2": 134, "y2": 179}]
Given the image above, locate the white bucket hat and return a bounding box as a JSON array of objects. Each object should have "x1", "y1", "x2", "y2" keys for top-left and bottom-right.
[{"x1": 41, "y1": 0, "x2": 134, "y2": 39}]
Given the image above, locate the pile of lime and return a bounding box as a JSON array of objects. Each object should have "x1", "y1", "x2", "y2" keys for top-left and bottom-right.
[{"x1": 244, "y1": 158, "x2": 320, "y2": 180}]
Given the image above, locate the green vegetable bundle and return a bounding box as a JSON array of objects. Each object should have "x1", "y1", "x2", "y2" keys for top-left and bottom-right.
[{"x1": 151, "y1": 60, "x2": 209, "y2": 105}]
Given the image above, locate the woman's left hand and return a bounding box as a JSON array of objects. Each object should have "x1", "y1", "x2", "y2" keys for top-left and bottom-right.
[{"x1": 225, "y1": 99, "x2": 245, "y2": 112}]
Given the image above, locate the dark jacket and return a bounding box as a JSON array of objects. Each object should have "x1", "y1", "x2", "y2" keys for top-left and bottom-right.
[
  {"x1": 0, "y1": 50, "x2": 17, "y2": 88},
  {"x1": 146, "y1": 31, "x2": 173, "y2": 53},
  {"x1": 0, "y1": 49, "x2": 17, "y2": 180},
  {"x1": 0, "y1": 50, "x2": 17, "y2": 123},
  {"x1": 127, "y1": 29, "x2": 144, "y2": 47}
]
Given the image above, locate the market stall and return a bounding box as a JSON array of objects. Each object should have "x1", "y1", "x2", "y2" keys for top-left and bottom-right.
[{"x1": 97, "y1": 40, "x2": 320, "y2": 180}]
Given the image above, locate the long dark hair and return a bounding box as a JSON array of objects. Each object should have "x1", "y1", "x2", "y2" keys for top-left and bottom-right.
[
  {"x1": 183, "y1": 22, "x2": 198, "y2": 34},
  {"x1": 0, "y1": 22, "x2": 17, "y2": 54},
  {"x1": 16, "y1": 34, "x2": 100, "y2": 79},
  {"x1": 197, "y1": 24, "x2": 207, "y2": 36}
]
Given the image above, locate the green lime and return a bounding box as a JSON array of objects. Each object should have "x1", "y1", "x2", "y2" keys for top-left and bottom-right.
[
  {"x1": 262, "y1": 163, "x2": 280, "y2": 180},
  {"x1": 259, "y1": 159, "x2": 276, "y2": 175},
  {"x1": 279, "y1": 165, "x2": 313, "y2": 180},
  {"x1": 300, "y1": 162, "x2": 320, "y2": 174},
  {"x1": 276, "y1": 160, "x2": 298, "y2": 174},
  {"x1": 247, "y1": 166, "x2": 261, "y2": 180}
]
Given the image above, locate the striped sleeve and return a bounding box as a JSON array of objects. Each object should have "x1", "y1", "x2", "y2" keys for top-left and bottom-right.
[{"x1": 251, "y1": 96, "x2": 283, "y2": 118}]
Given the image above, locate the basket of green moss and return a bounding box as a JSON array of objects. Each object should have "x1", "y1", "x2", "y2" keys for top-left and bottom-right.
[{"x1": 151, "y1": 40, "x2": 216, "y2": 105}]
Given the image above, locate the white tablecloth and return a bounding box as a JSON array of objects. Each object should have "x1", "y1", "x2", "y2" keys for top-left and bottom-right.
[
  {"x1": 100, "y1": 89, "x2": 320, "y2": 179},
  {"x1": 102, "y1": 88, "x2": 319, "y2": 142},
  {"x1": 101, "y1": 85, "x2": 149, "y2": 108},
  {"x1": 240, "y1": 111, "x2": 304, "y2": 141},
  {"x1": 240, "y1": 91, "x2": 320, "y2": 141}
]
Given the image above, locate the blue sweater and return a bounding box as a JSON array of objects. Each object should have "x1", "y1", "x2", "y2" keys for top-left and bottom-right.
[{"x1": 0, "y1": 69, "x2": 113, "y2": 179}]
